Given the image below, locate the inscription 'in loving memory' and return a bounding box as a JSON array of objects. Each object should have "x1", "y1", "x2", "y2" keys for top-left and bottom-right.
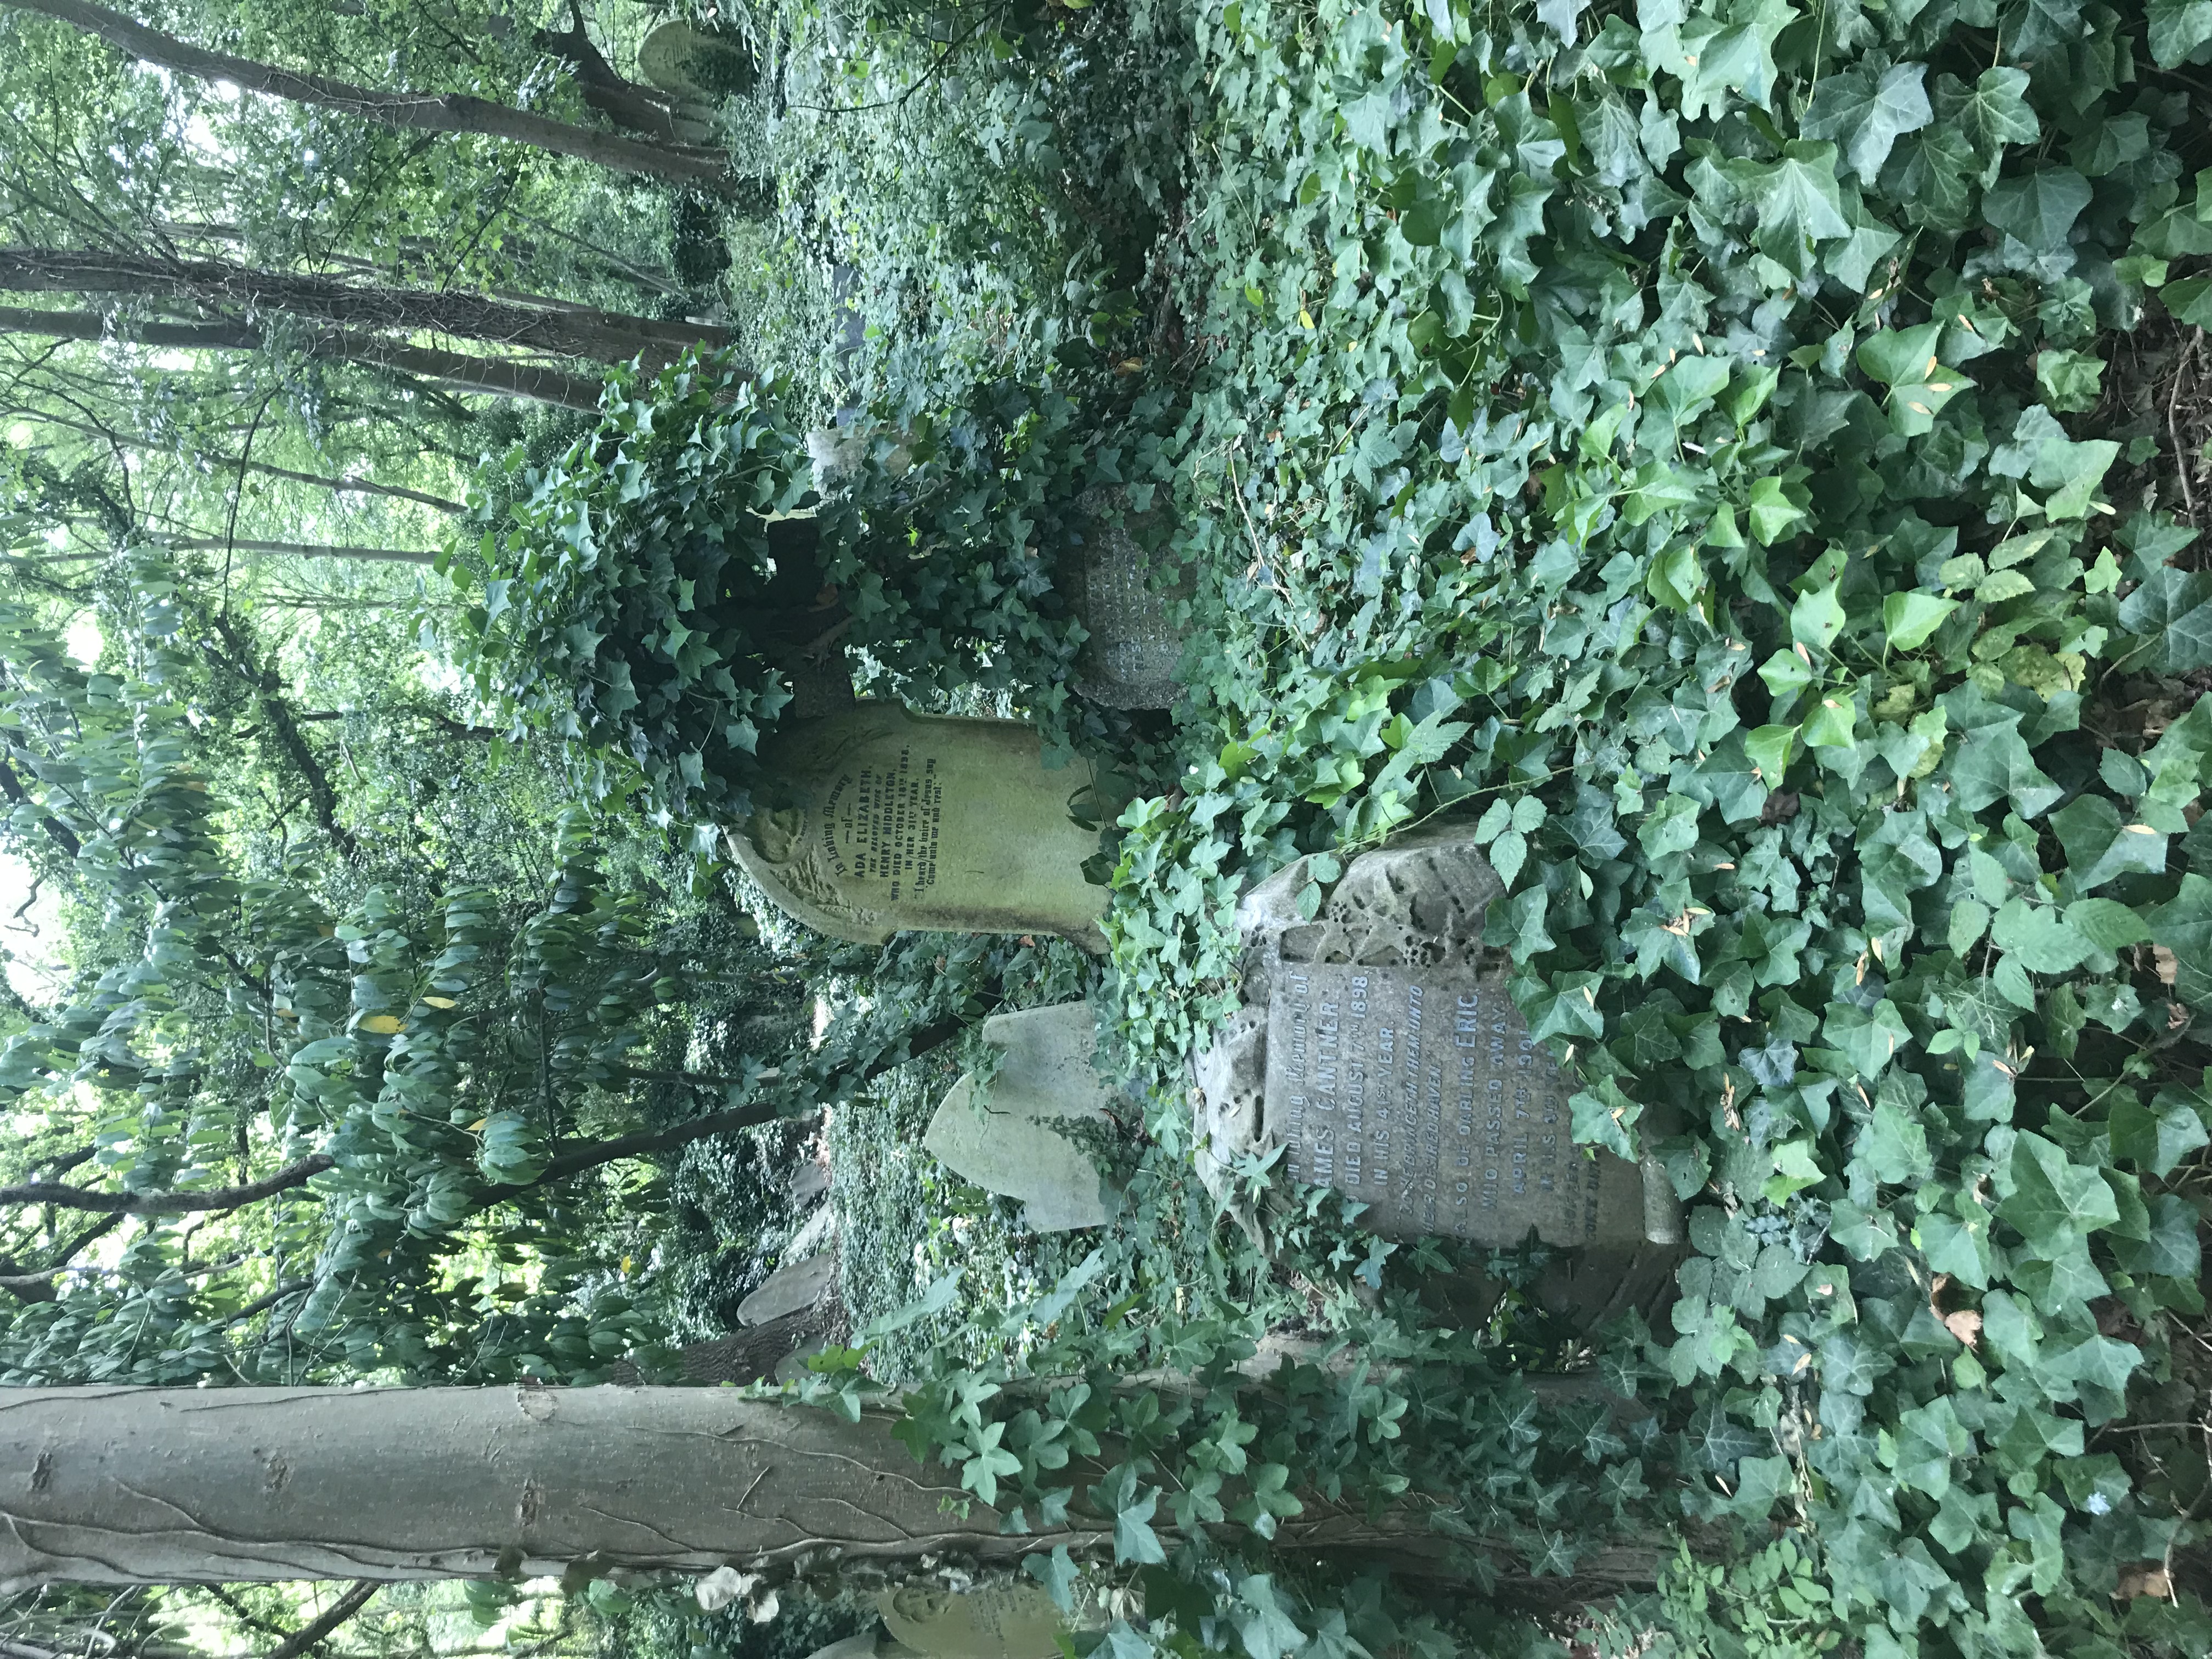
[{"x1": 1264, "y1": 963, "x2": 1602, "y2": 1244}]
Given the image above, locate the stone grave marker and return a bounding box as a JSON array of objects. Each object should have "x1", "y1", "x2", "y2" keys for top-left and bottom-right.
[
  {"x1": 1261, "y1": 963, "x2": 1649, "y2": 1246},
  {"x1": 736, "y1": 1250, "x2": 835, "y2": 1327},
  {"x1": 880, "y1": 1583, "x2": 1068, "y2": 1659},
  {"x1": 1064, "y1": 493, "x2": 1191, "y2": 710},
  {"x1": 636, "y1": 21, "x2": 754, "y2": 101},
  {"x1": 1193, "y1": 823, "x2": 1683, "y2": 1253},
  {"x1": 923, "y1": 1003, "x2": 1115, "y2": 1231},
  {"x1": 728, "y1": 702, "x2": 1112, "y2": 951}
]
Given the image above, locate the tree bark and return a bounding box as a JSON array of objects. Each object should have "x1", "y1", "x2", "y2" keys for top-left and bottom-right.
[
  {"x1": 5, "y1": 0, "x2": 736, "y2": 192},
  {"x1": 173, "y1": 539, "x2": 438, "y2": 565},
  {"x1": 0, "y1": 247, "x2": 729, "y2": 366},
  {"x1": 0, "y1": 1386, "x2": 1624, "y2": 1592},
  {"x1": 533, "y1": 10, "x2": 691, "y2": 144},
  {"x1": 29, "y1": 411, "x2": 463, "y2": 514},
  {"x1": 205, "y1": 612, "x2": 360, "y2": 859},
  {"x1": 0, "y1": 1386, "x2": 1043, "y2": 1588},
  {"x1": 0, "y1": 307, "x2": 612, "y2": 411},
  {"x1": 0, "y1": 1155, "x2": 336, "y2": 1216}
]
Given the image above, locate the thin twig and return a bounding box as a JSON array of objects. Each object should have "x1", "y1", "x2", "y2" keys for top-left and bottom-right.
[{"x1": 2172, "y1": 326, "x2": 2204, "y2": 531}]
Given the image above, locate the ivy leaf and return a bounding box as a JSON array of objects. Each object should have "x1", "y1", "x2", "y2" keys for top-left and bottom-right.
[
  {"x1": 2147, "y1": 874, "x2": 2212, "y2": 1007},
  {"x1": 2117, "y1": 568, "x2": 2212, "y2": 669},
  {"x1": 2002, "y1": 1131, "x2": 2121, "y2": 1252},
  {"x1": 1990, "y1": 897, "x2": 2094, "y2": 973},
  {"x1": 1853, "y1": 1096, "x2": 1932, "y2": 1183},
  {"x1": 1743, "y1": 142, "x2": 1850, "y2": 274},
  {"x1": 2034, "y1": 348, "x2": 2105, "y2": 413},
  {"x1": 2166, "y1": 275, "x2": 2212, "y2": 328},
  {"x1": 1799, "y1": 61, "x2": 1931, "y2": 179},
  {"x1": 1536, "y1": 0, "x2": 1589, "y2": 42},
  {"x1": 1232, "y1": 1576, "x2": 1307, "y2": 1659},
  {"x1": 1525, "y1": 971, "x2": 1604, "y2": 1040},
  {"x1": 1931, "y1": 67, "x2": 2040, "y2": 154},
  {"x1": 1746, "y1": 477, "x2": 1807, "y2": 544},
  {"x1": 958, "y1": 1421, "x2": 1023, "y2": 1506},
  {"x1": 1941, "y1": 687, "x2": 2062, "y2": 818},
  {"x1": 1571, "y1": 1077, "x2": 1642, "y2": 1160},
  {"x1": 1827, "y1": 1000, "x2": 1911, "y2": 1081},
  {"x1": 1883, "y1": 592, "x2": 1958, "y2": 651},
  {"x1": 1880, "y1": 127, "x2": 1979, "y2": 229},
  {"x1": 1892, "y1": 1396, "x2": 1973, "y2": 1500},
  {"x1": 1790, "y1": 578, "x2": 1847, "y2": 652},
  {"x1": 1111, "y1": 1483, "x2": 1168, "y2": 1565},
  {"x1": 1024, "y1": 1545, "x2": 1081, "y2": 1612},
  {"x1": 2050, "y1": 794, "x2": 2168, "y2": 888},
  {"x1": 2006, "y1": 0, "x2": 2089, "y2": 57},
  {"x1": 1983, "y1": 167, "x2": 2094, "y2": 253},
  {"x1": 2109, "y1": 1090, "x2": 2211, "y2": 1176},
  {"x1": 2148, "y1": 0, "x2": 2212, "y2": 67}
]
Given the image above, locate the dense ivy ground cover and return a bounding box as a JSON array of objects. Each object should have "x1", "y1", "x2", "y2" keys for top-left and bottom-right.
[
  {"x1": 459, "y1": 0, "x2": 2212, "y2": 1654},
  {"x1": 1079, "y1": 0, "x2": 2212, "y2": 1652}
]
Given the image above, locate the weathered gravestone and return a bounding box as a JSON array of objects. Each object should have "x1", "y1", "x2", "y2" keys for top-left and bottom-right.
[
  {"x1": 923, "y1": 1002, "x2": 1116, "y2": 1231},
  {"x1": 1062, "y1": 492, "x2": 1192, "y2": 711},
  {"x1": 636, "y1": 21, "x2": 754, "y2": 101},
  {"x1": 1192, "y1": 824, "x2": 1683, "y2": 1259},
  {"x1": 727, "y1": 702, "x2": 1112, "y2": 951},
  {"x1": 736, "y1": 1250, "x2": 836, "y2": 1327},
  {"x1": 879, "y1": 1583, "x2": 1068, "y2": 1659}
]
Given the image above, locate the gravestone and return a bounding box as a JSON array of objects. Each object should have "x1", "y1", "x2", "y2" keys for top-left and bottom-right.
[
  {"x1": 1063, "y1": 493, "x2": 1191, "y2": 710},
  {"x1": 880, "y1": 1583, "x2": 1067, "y2": 1659},
  {"x1": 636, "y1": 21, "x2": 754, "y2": 101},
  {"x1": 923, "y1": 1003, "x2": 1115, "y2": 1231},
  {"x1": 736, "y1": 1250, "x2": 836, "y2": 1326},
  {"x1": 789, "y1": 1159, "x2": 831, "y2": 1205},
  {"x1": 728, "y1": 702, "x2": 1112, "y2": 951},
  {"x1": 1192, "y1": 824, "x2": 1682, "y2": 1253},
  {"x1": 1261, "y1": 963, "x2": 1647, "y2": 1245}
]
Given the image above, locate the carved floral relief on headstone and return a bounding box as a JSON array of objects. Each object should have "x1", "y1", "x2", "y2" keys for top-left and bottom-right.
[{"x1": 727, "y1": 703, "x2": 1110, "y2": 951}]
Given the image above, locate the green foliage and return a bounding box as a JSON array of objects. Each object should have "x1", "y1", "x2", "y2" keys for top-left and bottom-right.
[{"x1": 1066, "y1": 0, "x2": 2212, "y2": 1651}]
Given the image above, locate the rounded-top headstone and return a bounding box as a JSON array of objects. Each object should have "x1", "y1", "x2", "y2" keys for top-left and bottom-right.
[
  {"x1": 636, "y1": 21, "x2": 755, "y2": 100},
  {"x1": 923, "y1": 1002, "x2": 1115, "y2": 1231},
  {"x1": 727, "y1": 702, "x2": 1111, "y2": 951},
  {"x1": 880, "y1": 1583, "x2": 1066, "y2": 1659}
]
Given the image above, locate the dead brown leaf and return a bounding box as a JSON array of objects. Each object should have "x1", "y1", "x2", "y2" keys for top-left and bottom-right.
[{"x1": 2115, "y1": 1565, "x2": 2171, "y2": 1601}]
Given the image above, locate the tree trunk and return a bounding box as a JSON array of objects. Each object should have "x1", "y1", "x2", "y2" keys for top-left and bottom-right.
[
  {"x1": 533, "y1": 13, "x2": 690, "y2": 144},
  {"x1": 0, "y1": 247, "x2": 729, "y2": 366},
  {"x1": 0, "y1": 1387, "x2": 1661, "y2": 1593},
  {"x1": 0, "y1": 1385, "x2": 1021, "y2": 1587},
  {"x1": 6, "y1": 0, "x2": 735, "y2": 192},
  {"x1": 0, "y1": 307, "x2": 611, "y2": 411},
  {"x1": 172, "y1": 539, "x2": 438, "y2": 564}
]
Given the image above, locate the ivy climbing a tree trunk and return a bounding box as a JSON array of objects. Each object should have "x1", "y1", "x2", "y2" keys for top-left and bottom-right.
[{"x1": 0, "y1": 1385, "x2": 1654, "y2": 1593}]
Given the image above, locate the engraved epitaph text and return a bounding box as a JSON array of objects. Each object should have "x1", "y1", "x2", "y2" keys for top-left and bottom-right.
[
  {"x1": 821, "y1": 746, "x2": 944, "y2": 902},
  {"x1": 1260, "y1": 963, "x2": 1646, "y2": 1245}
]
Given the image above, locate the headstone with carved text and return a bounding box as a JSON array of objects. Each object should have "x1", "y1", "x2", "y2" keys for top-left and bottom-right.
[
  {"x1": 727, "y1": 702, "x2": 1111, "y2": 951},
  {"x1": 1063, "y1": 493, "x2": 1190, "y2": 710},
  {"x1": 1260, "y1": 962, "x2": 1649, "y2": 1246},
  {"x1": 1193, "y1": 824, "x2": 1681, "y2": 1257}
]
